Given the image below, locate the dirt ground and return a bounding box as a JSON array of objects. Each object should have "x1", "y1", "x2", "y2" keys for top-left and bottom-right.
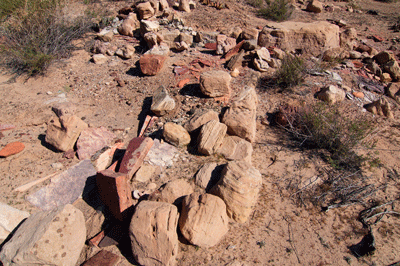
[{"x1": 1, "y1": 0, "x2": 400, "y2": 265}]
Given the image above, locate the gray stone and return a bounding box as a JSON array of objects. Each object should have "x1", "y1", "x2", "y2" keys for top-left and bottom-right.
[
  {"x1": 0, "y1": 204, "x2": 86, "y2": 266},
  {"x1": 151, "y1": 86, "x2": 176, "y2": 116},
  {"x1": 145, "y1": 139, "x2": 179, "y2": 168},
  {"x1": 27, "y1": 160, "x2": 96, "y2": 211}
]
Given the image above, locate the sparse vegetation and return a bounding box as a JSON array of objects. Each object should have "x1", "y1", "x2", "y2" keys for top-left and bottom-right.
[
  {"x1": 275, "y1": 54, "x2": 306, "y2": 88},
  {"x1": 247, "y1": 0, "x2": 264, "y2": 8},
  {"x1": 257, "y1": 0, "x2": 293, "y2": 22},
  {"x1": 0, "y1": 0, "x2": 92, "y2": 76}
]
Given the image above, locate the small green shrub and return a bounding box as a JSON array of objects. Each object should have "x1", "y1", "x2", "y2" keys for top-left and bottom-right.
[
  {"x1": 275, "y1": 54, "x2": 306, "y2": 88},
  {"x1": 0, "y1": 0, "x2": 92, "y2": 76},
  {"x1": 0, "y1": 0, "x2": 24, "y2": 21},
  {"x1": 258, "y1": 0, "x2": 293, "y2": 22}
]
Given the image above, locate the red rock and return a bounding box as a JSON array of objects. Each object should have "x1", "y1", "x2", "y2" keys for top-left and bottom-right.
[
  {"x1": 97, "y1": 169, "x2": 133, "y2": 221},
  {"x1": 224, "y1": 40, "x2": 245, "y2": 61},
  {"x1": 0, "y1": 124, "x2": 15, "y2": 131},
  {"x1": 372, "y1": 35, "x2": 384, "y2": 42},
  {"x1": 139, "y1": 54, "x2": 167, "y2": 76},
  {"x1": 83, "y1": 250, "x2": 121, "y2": 266},
  {"x1": 353, "y1": 60, "x2": 364, "y2": 68},
  {"x1": 119, "y1": 137, "x2": 154, "y2": 180},
  {"x1": 204, "y1": 43, "x2": 217, "y2": 50},
  {"x1": 89, "y1": 230, "x2": 106, "y2": 247},
  {"x1": 0, "y1": 142, "x2": 25, "y2": 157},
  {"x1": 177, "y1": 78, "x2": 190, "y2": 88},
  {"x1": 352, "y1": 91, "x2": 364, "y2": 98}
]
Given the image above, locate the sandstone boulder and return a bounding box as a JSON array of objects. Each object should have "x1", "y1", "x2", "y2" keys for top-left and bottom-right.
[
  {"x1": 195, "y1": 162, "x2": 218, "y2": 189},
  {"x1": 185, "y1": 110, "x2": 220, "y2": 132},
  {"x1": 258, "y1": 21, "x2": 340, "y2": 56},
  {"x1": 216, "y1": 34, "x2": 237, "y2": 55},
  {"x1": 216, "y1": 136, "x2": 253, "y2": 165},
  {"x1": 306, "y1": 0, "x2": 323, "y2": 13},
  {"x1": 0, "y1": 204, "x2": 86, "y2": 266},
  {"x1": 136, "y1": 2, "x2": 155, "y2": 20},
  {"x1": 365, "y1": 98, "x2": 394, "y2": 118},
  {"x1": 115, "y1": 44, "x2": 135, "y2": 59},
  {"x1": 198, "y1": 120, "x2": 227, "y2": 155},
  {"x1": 253, "y1": 47, "x2": 273, "y2": 72},
  {"x1": 179, "y1": 193, "x2": 229, "y2": 248},
  {"x1": 45, "y1": 115, "x2": 88, "y2": 152},
  {"x1": 129, "y1": 201, "x2": 179, "y2": 266},
  {"x1": 163, "y1": 122, "x2": 191, "y2": 147},
  {"x1": 317, "y1": 85, "x2": 345, "y2": 104},
  {"x1": 210, "y1": 161, "x2": 262, "y2": 223},
  {"x1": 92, "y1": 54, "x2": 108, "y2": 64},
  {"x1": 151, "y1": 86, "x2": 176, "y2": 116},
  {"x1": 118, "y1": 13, "x2": 140, "y2": 37},
  {"x1": 199, "y1": 70, "x2": 231, "y2": 98},
  {"x1": 149, "y1": 179, "x2": 194, "y2": 204},
  {"x1": 179, "y1": 0, "x2": 191, "y2": 12},
  {"x1": 222, "y1": 86, "x2": 258, "y2": 142}
]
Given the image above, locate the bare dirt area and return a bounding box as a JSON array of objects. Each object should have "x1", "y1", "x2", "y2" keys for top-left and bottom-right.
[{"x1": 1, "y1": 0, "x2": 400, "y2": 265}]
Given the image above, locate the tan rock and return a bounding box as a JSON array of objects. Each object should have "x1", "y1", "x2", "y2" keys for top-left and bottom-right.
[
  {"x1": 241, "y1": 28, "x2": 259, "y2": 40},
  {"x1": 199, "y1": 70, "x2": 231, "y2": 98},
  {"x1": 322, "y1": 48, "x2": 349, "y2": 62},
  {"x1": 386, "y1": 82, "x2": 400, "y2": 103},
  {"x1": 163, "y1": 122, "x2": 191, "y2": 147},
  {"x1": 0, "y1": 204, "x2": 86, "y2": 266},
  {"x1": 140, "y1": 54, "x2": 167, "y2": 76},
  {"x1": 306, "y1": 0, "x2": 323, "y2": 13},
  {"x1": 222, "y1": 87, "x2": 258, "y2": 142},
  {"x1": 179, "y1": 193, "x2": 229, "y2": 248},
  {"x1": 179, "y1": 32, "x2": 193, "y2": 46},
  {"x1": 198, "y1": 120, "x2": 227, "y2": 155},
  {"x1": 0, "y1": 203, "x2": 30, "y2": 242},
  {"x1": 317, "y1": 85, "x2": 345, "y2": 104},
  {"x1": 115, "y1": 44, "x2": 135, "y2": 59},
  {"x1": 91, "y1": 142, "x2": 124, "y2": 171},
  {"x1": 179, "y1": 0, "x2": 191, "y2": 12},
  {"x1": 136, "y1": 2, "x2": 155, "y2": 20},
  {"x1": 135, "y1": 164, "x2": 158, "y2": 183},
  {"x1": 381, "y1": 72, "x2": 392, "y2": 83},
  {"x1": 253, "y1": 47, "x2": 272, "y2": 72},
  {"x1": 227, "y1": 50, "x2": 244, "y2": 71},
  {"x1": 149, "y1": 179, "x2": 194, "y2": 204},
  {"x1": 365, "y1": 98, "x2": 394, "y2": 118},
  {"x1": 129, "y1": 201, "x2": 179, "y2": 266},
  {"x1": 92, "y1": 54, "x2": 108, "y2": 64},
  {"x1": 185, "y1": 110, "x2": 220, "y2": 132},
  {"x1": 151, "y1": 86, "x2": 176, "y2": 116},
  {"x1": 195, "y1": 162, "x2": 218, "y2": 189},
  {"x1": 140, "y1": 20, "x2": 160, "y2": 36},
  {"x1": 340, "y1": 27, "x2": 357, "y2": 50},
  {"x1": 216, "y1": 136, "x2": 253, "y2": 165},
  {"x1": 210, "y1": 161, "x2": 262, "y2": 223},
  {"x1": 258, "y1": 21, "x2": 340, "y2": 56},
  {"x1": 383, "y1": 60, "x2": 400, "y2": 81},
  {"x1": 216, "y1": 34, "x2": 237, "y2": 55},
  {"x1": 45, "y1": 115, "x2": 88, "y2": 152},
  {"x1": 144, "y1": 32, "x2": 162, "y2": 49},
  {"x1": 118, "y1": 13, "x2": 140, "y2": 37}
]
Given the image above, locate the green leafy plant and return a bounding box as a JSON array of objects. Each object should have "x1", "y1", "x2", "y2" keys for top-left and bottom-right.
[
  {"x1": 258, "y1": 0, "x2": 293, "y2": 22},
  {"x1": 275, "y1": 54, "x2": 306, "y2": 88}
]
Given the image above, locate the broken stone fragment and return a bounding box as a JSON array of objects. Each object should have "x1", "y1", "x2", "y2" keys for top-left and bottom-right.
[
  {"x1": 115, "y1": 44, "x2": 135, "y2": 59},
  {"x1": 373, "y1": 51, "x2": 396, "y2": 65},
  {"x1": 149, "y1": 178, "x2": 194, "y2": 205},
  {"x1": 386, "y1": 82, "x2": 400, "y2": 103},
  {"x1": 179, "y1": 193, "x2": 229, "y2": 248},
  {"x1": 92, "y1": 54, "x2": 108, "y2": 64},
  {"x1": 0, "y1": 204, "x2": 86, "y2": 266},
  {"x1": 179, "y1": 0, "x2": 191, "y2": 12},
  {"x1": 51, "y1": 102, "x2": 77, "y2": 117},
  {"x1": 195, "y1": 162, "x2": 218, "y2": 189},
  {"x1": 136, "y1": 1, "x2": 155, "y2": 20},
  {"x1": 227, "y1": 50, "x2": 244, "y2": 71},
  {"x1": 118, "y1": 13, "x2": 140, "y2": 37},
  {"x1": 97, "y1": 28, "x2": 114, "y2": 42},
  {"x1": 144, "y1": 32, "x2": 162, "y2": 49},
  {"x1": 210, "y1": 160, "x2": 262, "y2": 223},
  {"x1": 129, "y1": 201, "x2": 179, "y2": 266},
  {"x1": 139, "y1": 54, "x2": 167, "y2": 75},
  {"x1": 216, "y1": 34, "x2": 236, "y2": 55},
  {"x1": 197, "y1": 120, "x2": 227, "y2": 155},
  {"x1": 253, "y1": 47, "x2": 272, "y2": 72},
  {"x1": 383, "y1": 60, "x2": 400, "y2": 81},
  {"x1": 151, "y1": 86, "x2": 176, "y2": 116},
  {"x1": 140, "y1": 20, "x2": 160, "y2": 36},
  {"x1": 76, "y1": 126, "x2": 115, "y2": 160},
  {"x1": 222, "y1": 86, "x2": 258, "y2": 142},
  {"x1": 185, "y1": 109, "x2": 220, "y2": 132},
  {"x1": 82, "y1": 250, "x2": 121, "y2": 266},
  {"x1": 317, "y1": 85, "x2": 345, "y2": 104},
  {"x1": 199, "y1": 70, "x2": 231, "y2": 98},
  {"x1": 45, "y1": 115, "x2": 88, "y2": 152},
  {"x1": 134, "y1": 163, "x2": 158, "y2": 183},
  {"x1": 216, "y1": 135, "x2": 253, "y2": 165},
  {"x1": 0, "y1": 202, "x2": 30, "y2": 242},
  {"x1": 365, "y1": 98, "x2": 394, "y2": 118},
  {"x1": 163, "y1": 122, "x2": 191, "y2": 147},
  {"x1": 306, "y1": 0, "x2": 323, "y2": 13},
  {"x1": 241, "y1": 28, "x2": 259, "y2": 41}
]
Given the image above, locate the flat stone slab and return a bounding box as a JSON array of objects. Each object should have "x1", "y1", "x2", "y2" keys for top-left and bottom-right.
[{"x1": 26, "y1": 160, "x2": 96, "y2": 211}]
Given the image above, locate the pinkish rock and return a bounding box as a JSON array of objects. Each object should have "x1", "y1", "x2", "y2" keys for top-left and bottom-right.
[
  {"x1": 82, "y1": 250, "x2": 121, "y2": 266},
  {"x1": 76, "y1": 127, "x2": 116, "y2": 160}
]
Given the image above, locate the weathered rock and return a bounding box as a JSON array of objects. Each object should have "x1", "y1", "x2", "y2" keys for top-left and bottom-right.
[
  {"x1": 163, "y1": 122, "x2": 191, "y2": 147},
  {"x1": 383, "y1": 60, "x2": 400, "y2": 81},
  {"x1": 253, "y1": 47, "x2": 272, "y2": 71},
  {"x1": 159, "y1": 29, "x2": 181, "y2": 48},
  {"x1": 149, "y1": 179, "x2": 194, "y2": 205},
  {"x1": 242, "y1": 39, "x2": 258, "y2": 51},
  {"x1": 129, "y1": 201, "x2": 179, "y2": 266},
  {"x1": 0, "y1": 203, "x2": 30, "y2": 242},
  {"x1": 258, "y1": 21, "x2": 340, "y2": 56},
  {"x1": 216, "y1": 34, "x2": 237, "y2": 55},
  {"x1": 115, "y1": 44, "x2": 135, "y2": 59},
  {"x1": 97, "y1": 28, "x2": 114, "y2": 42},
  {"x1": 118, "y1": 13, "x2": 140, "y2": 37},
  {"x1": 340, "y1": 27, "x2": 357, "y2": 50},
  {"x1": 137, "y1": 2, "x2": 155, "y2": 20},
  {"x1": 120, "y1": 137, "x2": 154, "y2": 180},
  {"x1": 386, "y1": 82, "x2": 400, "y2": 103},
  {"x1": 45, "y1": 115, "x2": 88, "y2": 152},
  {"x1": 174, "y1": 41, "x2": 189, "y2": 51},
  {"x1": 271, "y1": 47, "x2": 285, "y2": 59},
  {"x1": 51, "y1": 102, "x2": 77, "y2": 117},
  {"x1": 210, "y1": 161, "x2": 262, "y2": 223},
  {"x1": 151, "y1": 86, "x2": 176, "y2": 116},
  {"x1": 373, "y1": 51, "x2": 396, "y2": 65},
  {"x1": 139, "y1": 54, "x2": 167, "y2": 75},
  {"x1": 222, "y1": 87, "x2": 258, "y2": 142},
  {"x1": 91, "y1": 39, "x2": 108, "y2": 54},
  {"x1": 92, "y1": 54, "x2": 108, "y2": 64},
  {"x1": 140, "y1": 20, "x2": 160, "y2": 36},
  {"x1": 145, "y1": 139, "x2": 179, "y2": 168},
  {"x1": 306, "y1": 0, "x2": 323, "y2": 13},
  {"x1": 185, "y1": 110, "x2": 220, "y2": 132},
  {"x1": 365, "y1": 98, "x2": 394, "y2": 118},
  {"x1": 91, "y1": 142, "x2": 124, "y2": 171},
  {"x1": 0, "y1": 142, "x2": 24, "y2": 157},
  {"x1": 179, "y1": 0, "x2": 191, "y2": 12},
  {"x1": 195, "y1": 163, "x2": 218, "y2": 189},
  {"x1": 145, "y1": 43, "x2": 171, "y2": 56},
  {"x1": 26, "y1": 160, "x2": 96, "y2": 211},
  {"x1": 144, "y1": 32, "x2": 162, "y2": 49},
  {"x1": 216, "y1": 136, "x2": 253, "y2": 165},
  {"x1": 198, "y1": 120, "x2": 227, "y2": 155},
  {"x1": 241, "y1": 28, "x2": 259, "y2": 41},
  {"x1": 349, "y1": 50, "x2": 362, "y2": 59},
  {"x1": 199, "y1": 70, "x2": 231, "y2": 98},
  {"x1": 229, "y1": 26, "x2": 243, "y2": 39},
  {"x1": 381, "y1": 72, "x2": 392, "y2": 83},
  {"x1": 82, "y1": 250, "x2": 121, "y2": 266},
  {"x1": 179, "y1": 32, "x2": 193, "y2": 46},
  {"x1": 227, "y1": 50, "x2": 244, "y2": 71},
  {"x1": 135, "y1": 164, "x2": 158, "y2": 183},
  {"x1": 97, "y1": 169, "x2": 133, "y2": 221},
  {"x1": 0, "y1": 204, "x2": 86, "y2": 266},
  {"x1": 322, "y1": 48, "x2": 349, "y2": 61},
  {"x1": 76, "y1": 127, "x2": 115, "y2": 160},
  {"x1": 317, "y1": 85, "x2": 346, "y2": 104},
  {"x1": 179, "y1": 193, "x2": 229, "y2": 248}
]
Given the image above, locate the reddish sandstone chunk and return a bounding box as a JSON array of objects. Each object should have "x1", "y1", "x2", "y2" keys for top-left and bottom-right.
[
  {"x1": 139, "y1": 54, "x2": 167, "y2": 76},
  {"x1": 0, "y1": 142, "x2": 25, "y2": 157}
]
